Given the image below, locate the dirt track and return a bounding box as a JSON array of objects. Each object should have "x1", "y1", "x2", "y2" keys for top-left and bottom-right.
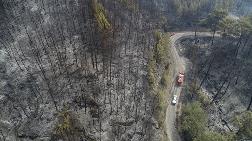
[{"x1": 165, "y1": 32, "x2": 217, "y2": 141}]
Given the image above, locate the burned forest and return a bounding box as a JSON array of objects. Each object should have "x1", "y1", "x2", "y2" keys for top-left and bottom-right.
[{"x1": 0, "y1": 0, "x2": 251, "y2": 141}]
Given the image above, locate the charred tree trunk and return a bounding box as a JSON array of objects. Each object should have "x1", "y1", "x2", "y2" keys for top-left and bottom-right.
[
  {"x1": 247, "y1": 95, "x2": 252, "y2": 111},
  {"x1": 211, "y1": 29, "x2": 216, "y2": 45},
  {"x1": 199, "y1": 57, "x2": 214, "y2": 88}
]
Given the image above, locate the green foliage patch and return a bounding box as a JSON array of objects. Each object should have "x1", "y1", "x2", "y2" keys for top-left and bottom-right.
[
  {"x1": 201, "y1": 9, "x2": 228, "y2": 31},
  {"x1": 156, "y1": 89, "x2": 168, "y2": 127},
  {"x1": 92, "y1": 0, "x2": 111, "y2": 31},
  {"x1": 194, "y1": 131, "x2": 234, "y2": 141},
  {"x1": 180, "y1": 101, "x2": 235, "y2": 141},
  {"x1": 215, "y1": 12, "x2": 252, "y2": 38},
  {"x1": 147, "y1": 32, "x2": 171, "y2": 90},
  {"x1": 156, "y1": 64, "x2": 173, "y2": 130},
  {"x1": 234, "y1": 111, "x2": 252, "y2": 140},
  {"x1": 218, "y1": 17, "x2": 238, "y2": 35},
  {"x1": 161, "y1": 64, "x2": 171, "y2": 87},
  {"x1": 180, "y1": 102, "x2": 207, "y2": 139},
  {"x1": 154, "y1": 32, "x2": 171, "y2": 65},
  {"x1": 188, "y1": 84, "x2": 210, "y2": 107},
  {"x1": 147, "y1": 53, "x2": 157, "y2": 90},
  {"x1": 147, "y1": 32, "x2": 173, "y2": 134},
  {"x1": 54, "y1": 110, "x2": 76, "y2": 136},
  {"x1": 53, "y1": 108, "x2": 94, "y2": 140}
]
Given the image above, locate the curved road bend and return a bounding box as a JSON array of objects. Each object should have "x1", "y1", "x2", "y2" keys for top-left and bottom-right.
[{"x1": 165, "y1": 32, "x2": 218, "y2": 141}]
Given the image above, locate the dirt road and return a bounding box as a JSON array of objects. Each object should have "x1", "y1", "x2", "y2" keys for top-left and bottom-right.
[{"x1": 165, "y1": 32, "x2": 216, "y2": 141}]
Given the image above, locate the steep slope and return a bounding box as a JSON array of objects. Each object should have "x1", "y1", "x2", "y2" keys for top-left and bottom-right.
[{"x1": 0, "y1": 0, "x2": 165, "y2": 140}]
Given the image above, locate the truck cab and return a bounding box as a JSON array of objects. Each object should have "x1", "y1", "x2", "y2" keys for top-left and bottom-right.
[{"x1": 177, "y1": 72, "x2": 185, "y2": 86}]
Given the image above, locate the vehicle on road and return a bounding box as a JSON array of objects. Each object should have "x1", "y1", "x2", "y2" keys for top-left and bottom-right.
[
  {"x1": 170, "y1": 32, "x2": 175, "y2": 36},
  {"x1": 172, "y1": 95, "x2": 177, "y2": 105},
  {"x1": 177, "y1": 72, "x2": 185, "y2": 86}
]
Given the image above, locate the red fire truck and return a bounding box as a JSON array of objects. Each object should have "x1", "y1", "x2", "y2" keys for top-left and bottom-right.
[{"x1": 177, "y1": 72, "x2": 185, "y2": 86}]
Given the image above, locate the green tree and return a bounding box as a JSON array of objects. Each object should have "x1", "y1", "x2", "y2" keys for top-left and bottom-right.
[
  {"x1": 219, "y1": 16, "x2": 252, "y2": 38},
  {"x1": 194, "y1": 131, "x2": 234, "y2": 141},
  {"x1": 154, "y1": 32, "x2": 170, "y2": 65},
  {"x1": 180, "y1": 102, "x2": 207, "y2": 140},
  {"x1": 92, "y1": 0, "x2": 111, "y2": 31},
  {"x1": 202, "y1": 9, "x2": 228, "y2": 45},
  {"x1": 239, "y1": 17, "x2": 252, "y2": 37},
  {"x1": 235, "y1": 111, "x2": 252, "y2": 140},
  {"x1": 147, "y1": 53, "x2": 156, "y2": 90},
  {"x1": 218, "y1": 17, "x2": 237, "y2": 35}
]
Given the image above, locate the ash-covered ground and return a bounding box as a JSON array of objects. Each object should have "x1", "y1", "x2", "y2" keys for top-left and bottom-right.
[
  {"x1": 176, "y1": 35, "x2": 252, "y2": 132},
  {"x1": 0, "y1": 0, "x2": 166, "y2": 141}
]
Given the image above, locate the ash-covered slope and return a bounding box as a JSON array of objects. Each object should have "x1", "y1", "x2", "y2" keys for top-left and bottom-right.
[
  {"x1": 0, "y1": 0, "x2": 166, "y2": 141},
  {"x1": 232, "y1": 0, "x2": 252, "y2": 15}
]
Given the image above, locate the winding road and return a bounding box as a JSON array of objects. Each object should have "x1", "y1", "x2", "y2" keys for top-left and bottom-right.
[{"x1": 165, "y1": 32, "x2": 217, "y2": 141}]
